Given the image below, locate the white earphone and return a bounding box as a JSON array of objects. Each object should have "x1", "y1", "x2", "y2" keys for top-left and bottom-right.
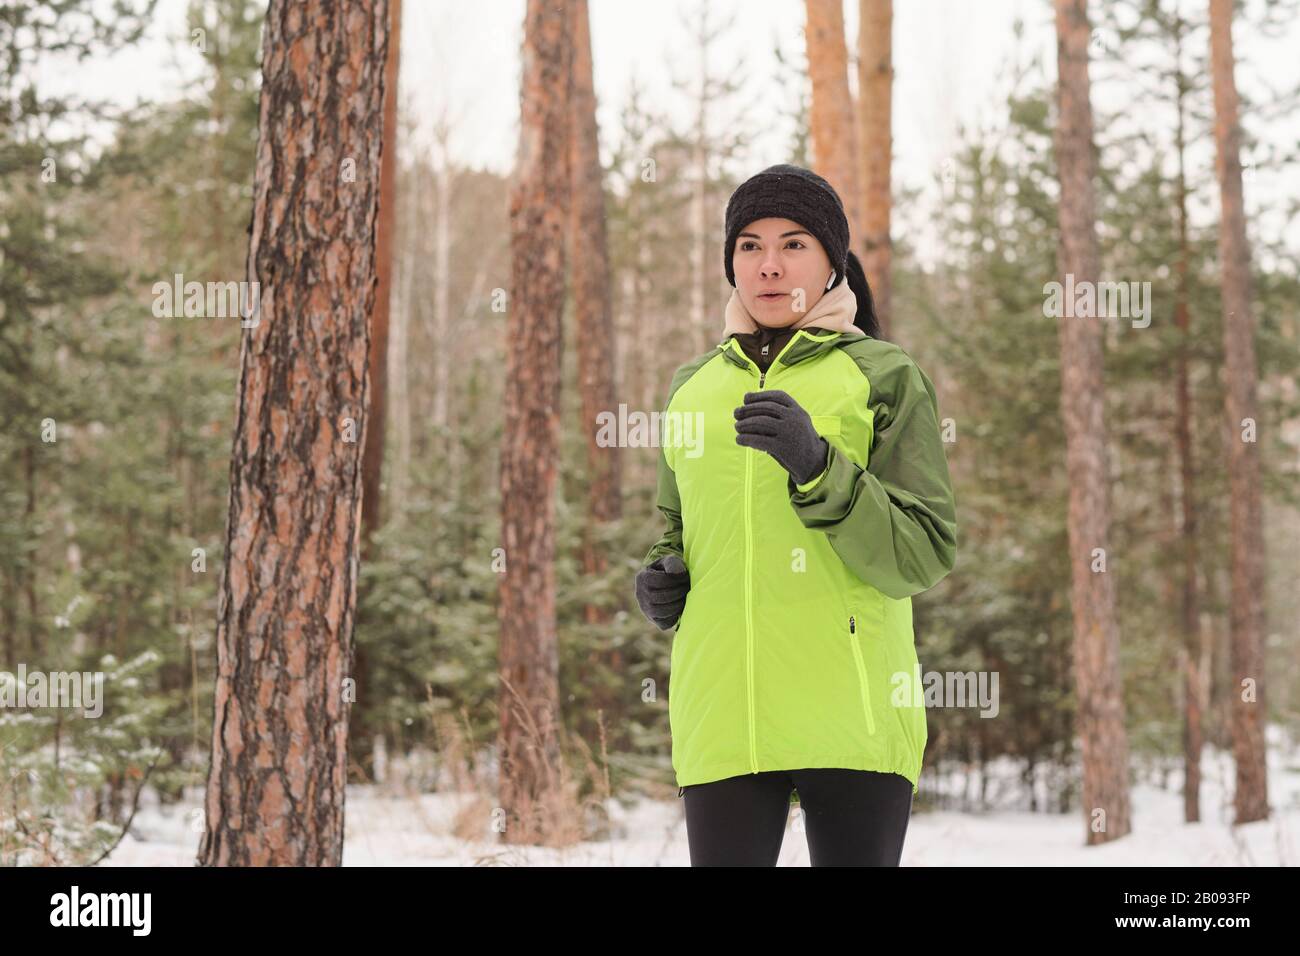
[{"x1": 825, "y1": 270, "x2": 837, "y2": 291}]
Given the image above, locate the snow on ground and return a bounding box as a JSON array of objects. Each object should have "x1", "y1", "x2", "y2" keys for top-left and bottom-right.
[{"x1": 101, "y1": 733, "x2": 1298, "y2": 866}]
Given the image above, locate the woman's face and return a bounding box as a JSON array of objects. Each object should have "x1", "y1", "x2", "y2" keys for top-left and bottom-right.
[{"x1": 732, "y1": 217, "x2": 835, "y2": 328}]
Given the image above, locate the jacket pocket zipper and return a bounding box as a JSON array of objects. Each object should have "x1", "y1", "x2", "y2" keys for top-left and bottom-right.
[{"x1": 848, "y1": 613, "x2": 877, "y2": 736}]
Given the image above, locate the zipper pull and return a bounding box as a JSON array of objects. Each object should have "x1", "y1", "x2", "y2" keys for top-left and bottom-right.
[
  {"x1": 849, "y1": 615, "x2": 856, "y2": 634},
  {"x1": 761, "y1": 343, "x2": 770, "y2": 356}
]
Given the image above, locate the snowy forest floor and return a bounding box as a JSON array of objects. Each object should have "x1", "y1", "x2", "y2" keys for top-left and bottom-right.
[{"x1": 103, "y1": 734, "x2": 1298, "y2": 866}]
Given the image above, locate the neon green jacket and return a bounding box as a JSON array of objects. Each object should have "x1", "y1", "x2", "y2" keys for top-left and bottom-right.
[{"x1": 642, "y1": 328, "x2": 958, "y2": 794}]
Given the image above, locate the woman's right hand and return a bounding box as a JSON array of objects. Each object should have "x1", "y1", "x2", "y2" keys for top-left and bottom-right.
[{"x1": 634, "y1": 554, "x2": 691, "y2": 630}]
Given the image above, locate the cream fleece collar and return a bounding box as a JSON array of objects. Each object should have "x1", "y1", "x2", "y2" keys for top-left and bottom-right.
[{"x1": 722, "y1": 280, "x2": 859, "y2": 337}]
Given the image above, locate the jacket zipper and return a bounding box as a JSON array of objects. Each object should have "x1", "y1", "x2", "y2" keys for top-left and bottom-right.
[
  {"x1": 743, "y1": 354, "x2": 772, "y2": 774},
  {"x1": 737, "y1": 334, "x2": 799, "y2": 774},
  {"x1": 848, "y1": 613, "x2": 878, "y2": 735},
  {"x1": 744, "y1": 366, "x2": 763, "y2": 773}
]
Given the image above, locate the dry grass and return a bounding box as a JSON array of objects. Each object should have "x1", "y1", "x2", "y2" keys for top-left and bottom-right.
[{"x1": 415, "y1": 678, "x2": 618, "y2": 852}]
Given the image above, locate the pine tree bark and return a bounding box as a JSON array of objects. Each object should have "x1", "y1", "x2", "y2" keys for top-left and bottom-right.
[
  {"x1": 856, "y1": 0, "x2": 892, "y2": 336},
  {"x1": 431, "y1": 121, "x2": 453, "y2": 436},
  {"x1": 1208, "y1": 0, "x2": 1269, "y2": 824},
  {"x1": 388, "y1": 151, "x2": 417, "y2": 507},
  {"x1": 1052, "y1": 0, "x2": 1132, "y2": 845},
  {"x1": 198, "y1": 0, "x2": 390, "y2": 866},
  {"x1": 689, "y1": 6, "x2": 710, "y2": 357},
  {"x1": 353, "y1": 0, "x2": 401, "y2": 783},
  {"x1": 805, "y1": 0, "x2": 862, "y2": 252},
  {"x1": 497, "y1": 0, "x2": 574, "y2": 845},
  {"x1": 361, "y1": 0, "x2": 401, "y2": 552},
  {"x1": 1170, "y1": 9, "x2": 1206, "y2": 825},
  {"x1": 568, "y1": 0, "x2": 622, "y2": 622}
]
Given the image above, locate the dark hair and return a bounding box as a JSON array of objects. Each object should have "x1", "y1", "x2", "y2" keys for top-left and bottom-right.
[{"x1": 842, "y1": 250, "x2": 882, "y2": 339}]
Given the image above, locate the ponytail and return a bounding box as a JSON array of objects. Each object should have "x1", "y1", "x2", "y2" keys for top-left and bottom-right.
[{"x1": 843, "y1": 250, "x2": 882, "y2": 340}]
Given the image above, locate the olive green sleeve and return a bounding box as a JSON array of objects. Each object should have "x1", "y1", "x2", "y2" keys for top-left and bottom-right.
[
  {"x1": 642, "y1": 443, "x2": 684, "y2": 569},
  {"x1": 786, "y1": 346, "x2": 957, "y2": 599}
]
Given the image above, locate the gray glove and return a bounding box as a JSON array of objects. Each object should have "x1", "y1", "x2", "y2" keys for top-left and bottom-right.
[
  {"x1": 635, "y1": 554, "x2": 690, "y2": 630},
  {"x1": 733, "y1": 389, "x2": 829, "y2": 485}
]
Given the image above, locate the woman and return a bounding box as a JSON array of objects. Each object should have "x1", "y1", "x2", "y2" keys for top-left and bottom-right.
[{"x1": 634, "y1": 164, "x2": 958, "y2": 866}]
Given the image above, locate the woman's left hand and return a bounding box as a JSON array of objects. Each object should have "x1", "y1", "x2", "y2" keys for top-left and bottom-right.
[{"x1": 734, "y1": 389, "x2": 829, "y2": 485}]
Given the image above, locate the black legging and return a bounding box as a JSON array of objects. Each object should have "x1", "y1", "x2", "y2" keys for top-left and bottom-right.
[{"x1": 679, "y1": 768, "x2": 914, "y2": 866}]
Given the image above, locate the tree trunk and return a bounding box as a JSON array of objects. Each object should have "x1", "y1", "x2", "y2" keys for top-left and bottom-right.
[
  {"x1": 497, "y1": 0, "x2": 574, "y2": 846},
  {"x1": 1170, "y1": 8, "x2": 1206, "y2": 825},
  {"x1": 431, "y1": 119, "x2": 452, "y2": 439},
  {"x1": 690, "y1": 6, "x2": 710, "y2": 357},
  {"x1": 353, "y1": 0, "x2": 400, "y2": 786},
  {"x1": 23, "y1": 441, "x2": 38, "y2": 661},
  {"x1": 198, "y1": 0, "x2": 390, "y2": 867},
  {"x1": 1052, "y1": 0, "x2": 1132, "y2": 846},
  {"x1": 805, "y1": 0, "x2": 862, "y2": 249},
  {"x1": 568, "y1": 0, "x2": 622, "y2": 614},
  {"x1": 388, "y1": 148, "x2": 417, "y2": 507},
  {"x1": 1208, "y1": 0, "x2": 1269, "y2": 825},
  {"x1": 361, "y1": 0, "x2": 401, "y2": 554},
  {"x1": 856, "y1": 0, "x2": 892, "y2": 336}
]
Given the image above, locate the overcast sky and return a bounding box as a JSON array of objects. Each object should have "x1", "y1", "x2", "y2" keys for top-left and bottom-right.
[{"x1": 33, "y1": 0, "x2": 1300, "y2": 263}]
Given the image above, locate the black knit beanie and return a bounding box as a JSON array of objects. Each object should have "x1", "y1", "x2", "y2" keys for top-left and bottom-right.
[
  {"x1": 722, "y1": 163, "x2": 881, "y2": 338},
  {"x1": 723, "y1": 164, "x2": 849, "y2": 290}
]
